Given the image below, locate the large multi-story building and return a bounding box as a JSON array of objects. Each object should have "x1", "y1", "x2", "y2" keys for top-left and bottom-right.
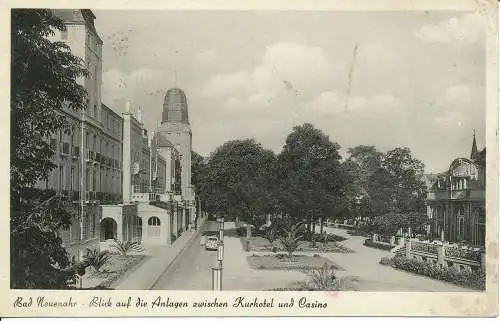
[
  {"x1": 35, "y1": 9, "x2": 198, "y2": 259},
  {"x1": 426, "y1": 133, "x2": 486, "y2": 246}
]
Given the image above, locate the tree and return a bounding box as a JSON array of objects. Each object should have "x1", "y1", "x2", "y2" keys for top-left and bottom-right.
[
  {"x1": 382, "y1": 147, "x2": 427, "y2": 214},
  {"x1": 198, "y1": 139, "x2": 277, "y2": 226},
  {"x1": 11, "y1": 9, "x2": 87, "y2": 288},
  {"x1": 191, "y1": 150, "x2": 206, "y2": 196},
  {"x1": 276, "y1": 123, "x2": 348, "y2": 240}
]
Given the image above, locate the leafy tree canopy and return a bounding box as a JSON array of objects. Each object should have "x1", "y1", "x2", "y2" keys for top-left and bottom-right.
[{"x1": 11, "y1": 9, "x2": 87, "y2": 288}]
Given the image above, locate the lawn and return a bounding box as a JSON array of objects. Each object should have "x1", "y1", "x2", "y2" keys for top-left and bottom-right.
[{"x1": 247, "y1": 254, "x2": 341, "y2": 271}]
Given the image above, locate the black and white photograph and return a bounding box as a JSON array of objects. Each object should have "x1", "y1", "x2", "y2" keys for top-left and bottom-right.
[{"x1": 4, "y1": 1, "x2": 499, "y2": 317}]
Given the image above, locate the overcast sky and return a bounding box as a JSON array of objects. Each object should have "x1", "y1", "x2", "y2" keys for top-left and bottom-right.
[{"x1": 94, "y1": 10, "x2": 486, "y2": 173}]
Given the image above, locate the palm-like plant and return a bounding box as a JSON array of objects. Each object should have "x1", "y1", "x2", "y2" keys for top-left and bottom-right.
[
  {"x1": 110, "y1": 239, "x2": 144, "y2": 256},
  {"x1": 278, "y1": 222, "x2": 304, "y2": 257},
  {"x1": 83, "y1": 249, "x2": 112, "y2": 273},
  {"x1": 305, "y1": 263, "x2": 359, "y2": 291},
  {"x1": 310, "y1": 262, "x2": 337, "y2": 289}
]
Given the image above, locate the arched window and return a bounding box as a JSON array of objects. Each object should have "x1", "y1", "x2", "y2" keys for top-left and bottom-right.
[{"x1": 148, "y1": 216, "x2": 161, "y2": 226}]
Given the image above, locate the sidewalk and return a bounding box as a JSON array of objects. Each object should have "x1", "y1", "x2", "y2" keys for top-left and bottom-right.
[{"x1": 116, "y1": 217, "x2": 207, "y2": 290}]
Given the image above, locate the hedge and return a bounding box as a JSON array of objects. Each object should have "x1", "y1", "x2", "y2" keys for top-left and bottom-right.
[
  {"x1": 363, "y1": 239, "x2": 395, "y2": 251},
  {"x1": 379, "y1": 255, "x2": 485, "y2": 290}
]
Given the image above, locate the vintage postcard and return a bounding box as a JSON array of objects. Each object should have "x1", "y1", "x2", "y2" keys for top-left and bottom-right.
[{"x1": 1, "y1": 0, "x2": 498, "y2": 318}]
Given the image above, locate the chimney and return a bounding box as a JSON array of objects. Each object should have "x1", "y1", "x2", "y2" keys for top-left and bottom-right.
[{"x1": 125, "y1": 101, "x2": 131, "y2": 113}]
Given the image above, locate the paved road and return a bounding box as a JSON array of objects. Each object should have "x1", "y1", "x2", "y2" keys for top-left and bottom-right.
[{"x1": 152, "y1": 221, "x2": 219, "y2": 290}]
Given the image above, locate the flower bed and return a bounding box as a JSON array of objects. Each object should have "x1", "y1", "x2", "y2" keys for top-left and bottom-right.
[
  {"x1": 363, "y1": 239, "x2": 395, "y2": 251},
  {"x1": 378, "y1": 255, "x2": 485, "y2": 290},
  {"x1": 304, "y1": 232, "x2": 347, "y2": 243},
  {"x1": 411, "y1": 241, "x2": 438, "y2": 254},
  {"x1": 78, "y1": 254, "x2": 148, "y2": 289},
  {"x1": 242, "y1": 237, "x2": 353, "y2": 253},
  {"x1": 247, "y1": 254, "x2": 340, "y2": 271},
  {"x1": 444, "y1": 246, "x2": 481, "y2": 262}
]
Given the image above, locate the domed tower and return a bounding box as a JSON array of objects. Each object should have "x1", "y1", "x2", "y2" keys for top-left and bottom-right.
[
  {"x1": 160, "y1": 88, "x2": 194, "y2": 203},
  {"x1": 162, "y1": 88, "x2": 189, "y2": 123}
]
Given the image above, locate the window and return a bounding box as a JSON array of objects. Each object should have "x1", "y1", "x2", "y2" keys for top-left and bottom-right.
[
  {"x1": 71, "y1": 167, "x2": 75, "y2": 191},
  {"x1": 93, "y1": 105, "x2": 97, "y2": 118},
  {"x1": 148, "y1": 216, "x2": 161, "y2": 226},
  {"x1": 59, "y1": 165, "x2": 64, "y2": 191}
]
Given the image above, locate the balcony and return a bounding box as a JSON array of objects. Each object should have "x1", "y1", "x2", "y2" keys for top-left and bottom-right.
[
  {"x1": 451, "y1": 190, "x2": 469, "y2": 200},
  {"x1": 469, "y1": 189, "x2": 485, "y2": 201},
  {"x1": 427, "y1": 190, "x2": 448, "y2": 201},
  {"x1": 86, "y1": 150, "x2": 94, "y2": 162},
  {"x1": 61, "y1": 142, "x2": 70, "y2": 156},
  {"x1": 72, "y1": 146, "x2": 79, "y2": 159}
]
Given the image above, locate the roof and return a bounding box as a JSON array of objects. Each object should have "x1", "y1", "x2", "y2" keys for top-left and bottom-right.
[{"x1": 162, "y1": 87, "x2": 189, "y2": 123}]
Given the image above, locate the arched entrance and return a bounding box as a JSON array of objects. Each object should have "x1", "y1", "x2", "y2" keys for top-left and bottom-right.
[
  {"x1": 100, "y1": 217, "x2": 118, "y2": 241},
  {"x1": 147, "y1": 216, "x2": 161, "y2": 237}
]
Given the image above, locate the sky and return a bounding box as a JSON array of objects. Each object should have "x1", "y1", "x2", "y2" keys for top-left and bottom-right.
[{"x1": 93, "y1": 10, "x2": 487, "y2": 173}]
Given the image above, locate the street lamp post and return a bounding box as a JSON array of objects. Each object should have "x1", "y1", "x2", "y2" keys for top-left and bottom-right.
[{"x1": 211, "y1": 216, "x2": 225, "y2": 291}]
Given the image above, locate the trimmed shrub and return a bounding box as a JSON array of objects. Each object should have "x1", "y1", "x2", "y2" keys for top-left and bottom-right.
[
  {"x1": 363, "y1": 239, "x2": 395, "y2": 251},
  {"x1": 379, "y1": 256, "x2": 393, "y2": 266},
  {"x1": 391, "y1": 255, "x2": 485, "y2": 290}
]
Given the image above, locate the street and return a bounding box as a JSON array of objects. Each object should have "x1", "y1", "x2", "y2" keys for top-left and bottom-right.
[{"x1": 152, "y1": 220, "x2": 219, "y2": 290}]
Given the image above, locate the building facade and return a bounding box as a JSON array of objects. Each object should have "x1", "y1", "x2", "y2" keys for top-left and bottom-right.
[
  {"x1": 41, "y1": 9, "x2": 114, "y2": 261},
  {"x1": 426, "y1": 134, "x2": 486, "y2": 247},
  {"x1": 36, "y1": 9, "x2": 198, "y2": 258}
]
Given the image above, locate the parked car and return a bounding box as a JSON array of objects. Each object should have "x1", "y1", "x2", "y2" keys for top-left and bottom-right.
[{"x1": 205, "y1": 236, "x2": 218, "y2": 251}]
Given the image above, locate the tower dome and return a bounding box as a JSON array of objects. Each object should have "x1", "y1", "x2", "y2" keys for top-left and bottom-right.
[{"x1": 162, "y1": 88, "x2": 189, "y2": 123}]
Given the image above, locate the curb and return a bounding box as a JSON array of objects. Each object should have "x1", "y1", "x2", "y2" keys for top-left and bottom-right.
[{"x1": 148, "y1": 219, "x2": 207, "y2": 290}]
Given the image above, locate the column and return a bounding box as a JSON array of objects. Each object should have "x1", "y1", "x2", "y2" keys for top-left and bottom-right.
[{"x1": 437, "y1": 244, "x2": 445, "y2": 267}]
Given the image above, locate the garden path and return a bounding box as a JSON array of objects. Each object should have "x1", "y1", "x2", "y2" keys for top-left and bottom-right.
[{"x1": 317, "y1": 226, "x2": 473, "y2": 291}]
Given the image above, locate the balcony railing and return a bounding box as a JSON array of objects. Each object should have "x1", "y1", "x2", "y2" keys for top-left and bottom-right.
[
  {"x1": 427, "y1": 190, "x2": 448, "y2": 200},
  {"x1": 451, "y1": 190, "x2": 468, "y2": 200}
]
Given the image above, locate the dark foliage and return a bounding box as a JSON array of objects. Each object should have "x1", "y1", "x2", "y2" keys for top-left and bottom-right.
[{"x1": 11, "y1": 9, "x2": 87, "y2": 288}]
